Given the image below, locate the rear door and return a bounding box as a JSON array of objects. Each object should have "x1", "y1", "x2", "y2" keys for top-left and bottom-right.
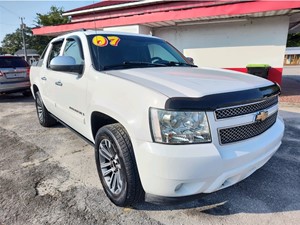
[{"x1": 41, "y1": 40, "x2": 64, "y2": 113}]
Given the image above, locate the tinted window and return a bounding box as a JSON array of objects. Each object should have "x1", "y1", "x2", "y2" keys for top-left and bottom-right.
[
  {"x1": 88, "y1": 34, "x2": 191, "y2": 71},
  {"x1": 63, "y1": 38, "x2": 84, "y2": 65},
  {"x1": 36, "y1": 43, "x2": 49, "y2": 66},
  {"x1": 47, "y1": 40, "x2": 63, "y2": 68},
  {"x1": 0, "y1": 57, "x2": 29, "y2": 68},
  {"x1": 148, "y1": 44, "x2": 178, "y2": 62}
]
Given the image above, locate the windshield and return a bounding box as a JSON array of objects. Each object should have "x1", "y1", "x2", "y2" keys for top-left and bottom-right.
[{"x1": 88, "y1": 34, "x2": 196, "y2": 71}]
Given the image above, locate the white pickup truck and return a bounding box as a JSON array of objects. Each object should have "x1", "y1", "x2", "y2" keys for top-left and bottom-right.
[{"x1": 30, "y1": 30, "x2": 284, "y2": 206}]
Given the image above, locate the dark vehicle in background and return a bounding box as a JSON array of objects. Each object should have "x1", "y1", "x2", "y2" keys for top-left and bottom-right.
[{"x1": 0, "y1": 56, "x2": 31, "y2": 96}]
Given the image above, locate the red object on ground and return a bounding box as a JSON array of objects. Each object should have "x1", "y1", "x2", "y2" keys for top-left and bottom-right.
[{"x1": 226, "y1": 68, "x2": 283, "y2": 85}]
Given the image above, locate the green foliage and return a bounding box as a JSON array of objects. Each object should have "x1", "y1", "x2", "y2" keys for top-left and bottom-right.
[
  {"x1": 1, "y1": 6, "x2": 70, "y2": 55},
  {"x1": 35, "y1": 6, "x2": 70, "y2": 26},
  {"x1": 31, "y1": 36, "x2": 53, "y2": 55},
  {"x1": 32, "y1": 6, "x2": 70, "y2": 54},
  {"x1": 1, "y1": 28, "x2": 30, "y2": 55},
  {"x1": 287, "y1": 33, "x2": 300, "y2": 47}
]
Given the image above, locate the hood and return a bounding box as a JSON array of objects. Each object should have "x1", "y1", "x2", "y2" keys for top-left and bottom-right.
[{"x1": 106, "y1": 67, "x2": 273, "y2": 98}]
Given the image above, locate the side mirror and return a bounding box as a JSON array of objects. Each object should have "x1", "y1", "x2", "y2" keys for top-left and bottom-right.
[
  {"x1": 186, "y1": 57, "x2": 194, "y2": 65},
  {"x1": 50, "y1": 56, "x2": 83, "y2": 74}
]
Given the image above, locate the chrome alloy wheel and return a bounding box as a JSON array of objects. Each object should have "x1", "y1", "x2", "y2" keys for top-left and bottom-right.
[{"x1": 99, "y1": 139, "x2": 123, "y2": 195}]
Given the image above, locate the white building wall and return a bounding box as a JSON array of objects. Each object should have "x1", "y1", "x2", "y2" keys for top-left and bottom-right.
[
  {"x1": 104, "y1": 25, "x2": 152, "y2": 35},
  {"x1": 104, "y1": 25, "x2": 140, "y2": 33},
  {"x1": 153, "y1": 16, "x2": 289, "y2": 69}
]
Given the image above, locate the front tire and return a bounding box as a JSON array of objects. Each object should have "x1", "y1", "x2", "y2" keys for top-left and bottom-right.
[
  {"x1": 35, "y1": 91, "x2": 57, "y2": 127},
  {"x1": 95, "y1": 123, "x2": 144, "y2": 207}
]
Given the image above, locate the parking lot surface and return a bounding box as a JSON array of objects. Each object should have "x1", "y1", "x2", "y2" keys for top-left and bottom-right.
[{"x1": 0, "y1": 93, "x2": 299, "y2": 225}]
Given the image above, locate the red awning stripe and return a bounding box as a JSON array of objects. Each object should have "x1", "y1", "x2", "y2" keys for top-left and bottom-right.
[{"x1": 32, "y1": 1, "x2": 300, "y2": 36}]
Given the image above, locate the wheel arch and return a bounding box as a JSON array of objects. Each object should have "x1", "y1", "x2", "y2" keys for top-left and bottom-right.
[
  {"x1": 91, "y1": 111, "x2": 120, "y2": 141},
  {"x1": 32, "y1": 84, "x2": 39, "y2": 97}
]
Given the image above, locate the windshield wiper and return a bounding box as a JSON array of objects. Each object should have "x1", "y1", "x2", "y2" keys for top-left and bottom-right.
[
  {"x1": 165, "y1": 61, "x2": 197, "y2": 67},
  {"x1": 124, "y1": 61, "x2": 167, "y2": 67},
  {"x1": 102, "y1": 61, "x2": 167, "y2": 70}
]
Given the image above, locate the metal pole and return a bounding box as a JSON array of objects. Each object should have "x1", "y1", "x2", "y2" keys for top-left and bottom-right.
[{"x1": 20, "y1": 17, "x2": 28, "y2": 62}]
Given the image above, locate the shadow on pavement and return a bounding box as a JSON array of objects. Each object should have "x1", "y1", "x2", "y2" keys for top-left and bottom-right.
[
  {"x1": 0, "y1": 93, "x2": 34, "y2": 103},
  {"x1": 135, "y1": 110, "x2": 300, "y2": 216}
]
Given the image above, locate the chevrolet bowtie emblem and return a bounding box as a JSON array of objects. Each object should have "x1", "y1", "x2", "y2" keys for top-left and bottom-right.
[{"x1": 255, "y1": 111, "x2": 269, "y2": 122}]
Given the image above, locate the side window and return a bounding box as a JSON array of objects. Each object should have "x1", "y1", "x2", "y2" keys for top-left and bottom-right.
[
  {"x1": 148, "y1": 44, "x2": 177, "y2": 62},
  {"x1": 47, "y1": 41, "x2": 63, "y2": 68},
  {"x1": 63, "y1": 38, "x2": 84, "y2": 65},
  {"x1": 36, "y1": 43, "x2": 49, "y2": 66}
]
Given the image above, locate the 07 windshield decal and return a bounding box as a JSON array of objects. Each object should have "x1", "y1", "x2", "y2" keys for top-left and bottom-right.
[{"x1": 92, "y1": 36, "x2": 120, "y2": 47}]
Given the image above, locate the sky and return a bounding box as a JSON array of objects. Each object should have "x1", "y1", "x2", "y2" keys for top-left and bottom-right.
[{"x1": 0, "y1": 0, "x2": 98, "y2": 46}]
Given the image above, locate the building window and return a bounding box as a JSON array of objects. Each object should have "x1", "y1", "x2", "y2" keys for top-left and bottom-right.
[{"x1": 284, "y1": 54, "x2": 300, "y2": 65}]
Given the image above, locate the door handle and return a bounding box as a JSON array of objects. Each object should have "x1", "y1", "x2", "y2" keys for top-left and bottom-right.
[
  {"x1": 41, "y1": 77, "x2": 47, "y2": 81},
  {"x1": 55, "y1": 81, "x2": 63, "y2": 86}
]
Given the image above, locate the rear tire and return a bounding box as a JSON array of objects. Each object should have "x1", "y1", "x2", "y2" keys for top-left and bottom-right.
[
  {"x1": 95, "y1": 123, "x2": 144, "y2": 207},
  {"x1": 35, "y1": 91, "x2": 57, "y2": 127}
]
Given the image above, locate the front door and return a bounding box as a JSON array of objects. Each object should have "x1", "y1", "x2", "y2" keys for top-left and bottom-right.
[{"x1": 52, "y1": 36, "x2": 87, "y2": 134}]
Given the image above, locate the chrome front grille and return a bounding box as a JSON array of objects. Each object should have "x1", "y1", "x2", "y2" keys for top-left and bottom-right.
[
  {"x1": 215, "y1": 96, "x2": 278, "y2": 120},
  {"x1": 218, "y1": 112, "x2": 277, "y2": 145}
]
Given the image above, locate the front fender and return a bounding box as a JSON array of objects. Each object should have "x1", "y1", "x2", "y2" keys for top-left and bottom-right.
[{"x1": 86, "y1": 70, "x2": 167, "y2": 144}]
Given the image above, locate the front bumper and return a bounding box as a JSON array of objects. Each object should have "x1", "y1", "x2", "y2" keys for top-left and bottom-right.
[{"x1": 133, "y1": 117, "x2": 284, "y2": 197}]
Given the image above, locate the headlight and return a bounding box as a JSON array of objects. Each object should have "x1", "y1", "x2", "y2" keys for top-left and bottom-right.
[{"x1": 150, "y1": 108, "x2": 211, "y2": 144}]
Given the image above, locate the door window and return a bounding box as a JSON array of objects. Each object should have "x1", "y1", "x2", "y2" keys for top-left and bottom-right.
[
  {"x1": 47, "y1": 41, "x2": 63, "y2": 68},
  {"x1": 63, "y1": 38, "x2": 84, "y2": 65},
  {"x1": 148, "y1": 44, "x2": 178, "y2": 62}
]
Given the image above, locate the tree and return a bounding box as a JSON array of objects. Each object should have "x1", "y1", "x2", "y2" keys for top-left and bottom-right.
[
  {"x1": 31, "y1": 6, "x2": 70, "y2": 54},
  {"x1": 30, "y1": 36, "x2": 52, "y2": 55},
  {"x1": 287, "y1": 33, "x2": 300, "y2": 47},
  {"x1": 1, "y1": 28, "x2": 32, "y2": 55},
  {"x1": 35, "y1": 6, "x2": 70, "y2": 26},
  {"x1": 1, "y1": 6, "x2": 70, "y2": 55}
]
